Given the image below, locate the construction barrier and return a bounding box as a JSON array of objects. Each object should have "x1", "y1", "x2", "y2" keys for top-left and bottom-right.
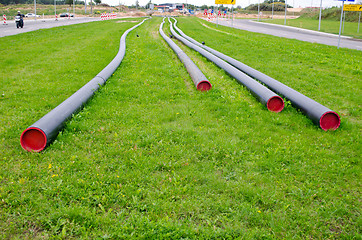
[
  {"x1": 3, "y1": 14, "x2": 7, "y2": 25},
  {"x1": 101, "y1": 13, "x2": 117, "y2": 20}
]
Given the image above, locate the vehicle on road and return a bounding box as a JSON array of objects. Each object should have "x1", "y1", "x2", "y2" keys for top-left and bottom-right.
[
  {"x1": 25, "y1": 13, "x2": 40, "y2": 18},
  {"x1": 15, "y1": 15, "x2": 24, "y2": 28},
  {"x1": 59, "y1": 13, "x2": 74, "y2": 17}
]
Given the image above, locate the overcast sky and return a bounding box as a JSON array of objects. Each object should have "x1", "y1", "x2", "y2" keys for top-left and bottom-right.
[{"x1": 102, "y1": 0, "x2": 362, "y2": 8}]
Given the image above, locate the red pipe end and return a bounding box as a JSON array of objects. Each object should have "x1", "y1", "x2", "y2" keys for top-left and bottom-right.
[
  {"x1": 20, "y1": 127, "x2": 47, "y2": 152},
  {"x1": 267, "y1": 96, "x2": 284, "y2": 113},
  {"x1": 320, "y1": 111, "x2": 341, "y2": 131},
  {"x1": 197, "y1": 81, "x2": 212, "y2": 91}
]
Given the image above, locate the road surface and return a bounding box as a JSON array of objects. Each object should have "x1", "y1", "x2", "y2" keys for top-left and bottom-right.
[
  {"x1": 211, "y1": 18, "x2": 362, "y2": 51},
  {"x1": 0, "y1": 17, "x2": 100, "y2": 38}
]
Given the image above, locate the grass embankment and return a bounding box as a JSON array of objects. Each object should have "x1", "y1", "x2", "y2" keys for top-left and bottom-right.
[
  {"x1": 263, "y1": 18, "x2": 362, "y2": 39},
  {"x1": 0, "y1": 17, "x2": 361, "y2": 238}
]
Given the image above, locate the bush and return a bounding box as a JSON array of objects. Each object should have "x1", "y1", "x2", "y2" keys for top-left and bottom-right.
[
  {"x1": 246, "y1": 3, "x2": 291, "y2": 11},
  {"x1": 301, "y1": 6, "x2": 362, "y2": 22}
]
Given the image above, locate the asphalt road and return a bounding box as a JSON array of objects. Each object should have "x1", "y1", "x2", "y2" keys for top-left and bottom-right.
[
  {"x1": 212, "y1": 18, "x2": 362, "y2": 51},
  {"x1": 0, "y1": 17, "x2": 100, "y2": 38}
]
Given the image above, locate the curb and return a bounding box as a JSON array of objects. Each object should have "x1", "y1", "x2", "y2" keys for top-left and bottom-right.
[{"x1": 250, "y1": 20, "x2": 353, "y2": 39}]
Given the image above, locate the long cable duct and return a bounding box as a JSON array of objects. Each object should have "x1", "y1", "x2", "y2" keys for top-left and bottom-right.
[
  {"x1": 172, "y1": 18, "x2": 340, "y2": 131},
  {"x1": 159, "y1": 18, "x2": 211, "y2": 91},
  {"x1": 20, "y1": 18, "x2": 150, "y2": 152},
  {"x1": 168, "y1": 18, "x2": 284, "y2": 113}
]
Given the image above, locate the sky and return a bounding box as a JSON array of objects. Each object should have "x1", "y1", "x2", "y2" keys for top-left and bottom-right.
[{"x1": 102, "y1": 0, "x2": 362, "y2": 8}]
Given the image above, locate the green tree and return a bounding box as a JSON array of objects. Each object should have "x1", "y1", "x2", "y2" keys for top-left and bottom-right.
[
  {"x1": 65, "y1": 0, "x2": 72, "y2": 6},
  {"x1": 200, "y1": 4, "x2": 208, "y2": 10},
  {"x1": 265, "y1": 0, "x2": 285, "y2": 3},
  {"x1": 145, "y1": 0, "x2": 152, "y2": 9},
  {"x1": 94, "y1": 0, "x2": 101, "y2": 5}
]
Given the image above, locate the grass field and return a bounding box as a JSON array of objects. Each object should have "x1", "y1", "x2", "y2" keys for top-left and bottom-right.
[
  {"x1": 262, "y1": 18, "x2": 362, "y2": 39},
  {"x1": 0, "y1": 17, "x2": 361, "y2": 238}
]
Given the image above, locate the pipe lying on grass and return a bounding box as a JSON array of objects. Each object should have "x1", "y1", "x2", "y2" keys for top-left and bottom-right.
[
  {"x1": 159, "y1": 18, "x2": 211, "y2": 91},
  {"x1": 168, "y1": 18, "x2": 284, "y2": 113},
  {"x1": 20, "y1": 18, "x2": 149, "y2": 152},
  {"x1": 172, "y1": 18, "x2": 340, "y2": 131}
]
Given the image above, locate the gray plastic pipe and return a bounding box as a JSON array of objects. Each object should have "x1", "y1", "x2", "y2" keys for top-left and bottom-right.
[
  {"x1": 168, "y1": 18, "x2": 284, "y2": 113},
  {"x1": 20, "y1": 18, "x2": 149, "y2": 152},
  {"x1": 172, "y1": 18, "x2": 340, "y2": 131},
  {"x1": 159, "y1": 18, "x2": 211, "y2": 91}
]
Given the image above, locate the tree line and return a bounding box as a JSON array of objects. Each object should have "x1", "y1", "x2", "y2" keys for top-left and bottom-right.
[{"x1": 0, "y1": 0, "x2": 104, "y2": 5}]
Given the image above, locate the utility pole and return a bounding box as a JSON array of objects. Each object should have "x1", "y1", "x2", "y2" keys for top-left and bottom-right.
[
  {"x1": 318, "y1": 0, "x2": 323, "y2": 31},
  {"x1": 34, "y1": 0, "x2": 37, "y2": 20},
  {"x1": 284, "y1": 0, "x2": 287, "y2": 25},
  {"x1": 338, "y1": 0, "x2": 345, "y2": 49},
  {"x1": 54, "y1": 0, "x2": 57, "y2": 20}
]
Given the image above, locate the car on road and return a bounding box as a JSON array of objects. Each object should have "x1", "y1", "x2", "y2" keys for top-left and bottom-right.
[
  {"x1": 25, "y1": 13, "x2": 40, "y2": 17},
  {"x1": 59, "y1": 13, "x2": 74, "y2": 17}
]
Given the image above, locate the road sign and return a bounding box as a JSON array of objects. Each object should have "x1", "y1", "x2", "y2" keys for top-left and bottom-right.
[
  {"x1": 344, "y1": 4, "x2": 362, "y2": 11},
  {"x1": 215, "y1": 0, "x2": 236, "y2": 5}
]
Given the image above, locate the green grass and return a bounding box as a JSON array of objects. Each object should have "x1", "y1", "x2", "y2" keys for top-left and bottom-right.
[
  {"x1": 261, "y1": 18, "x2": 362, "y2": 39},
  {"x1": 0, "y1": 17, "x2": 361, "y2": 238}
]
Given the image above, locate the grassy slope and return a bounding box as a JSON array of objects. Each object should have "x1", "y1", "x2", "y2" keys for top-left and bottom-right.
[
  {"x1": 261, "y1": 18, "x2": 362, "y2": 39},
  {"x1": 0, "y1": 17, "x2": 361, "y2": 238}
]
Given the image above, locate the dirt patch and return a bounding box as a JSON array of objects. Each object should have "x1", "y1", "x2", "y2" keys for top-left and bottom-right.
[
  {"x1": 151, "y1": 31, "x2": 160, "y2": 40},
  {"x1": 125, "y1": 11, "x2": 147, "y2": 17},
  {"x1": 200, "y1": 22, "x2": 232, "y2": 35}
]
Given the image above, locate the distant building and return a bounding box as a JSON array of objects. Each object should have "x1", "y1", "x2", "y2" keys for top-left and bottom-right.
[{"x1": 156, "y1": 3, "x2": 184, "y2": 12}]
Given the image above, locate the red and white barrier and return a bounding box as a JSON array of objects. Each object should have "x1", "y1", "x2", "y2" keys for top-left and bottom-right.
[
  {"x1": 3, "y1": 14, "x2": 7, "y2": 25},
  {"x1": 55, "y1": 14, "x2": 58, "y2": 21},
  {"x1": 101, "y1": 13, "x2": 117, "y2": 21}
]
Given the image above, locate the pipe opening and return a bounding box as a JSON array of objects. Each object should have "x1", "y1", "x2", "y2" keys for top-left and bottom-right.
[
  {"x1": 20, "y1": 127, "x2": 47, "y2": 152},
  {"x1": 267, "y1": 96, "x2": 284, "y2": 112},
  {"x1": 197, "y1": 81, "x2": 212, "y2": 91},
  {"x1": 320, "y1": 111, "x2": 340, "y2": 131}
]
